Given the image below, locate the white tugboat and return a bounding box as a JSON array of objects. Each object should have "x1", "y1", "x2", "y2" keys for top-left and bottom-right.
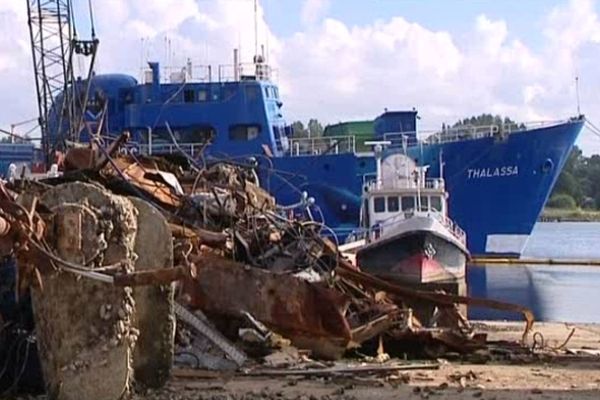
[{"x1": 353, "y1": 143, "x2": 469, "y2": 287}]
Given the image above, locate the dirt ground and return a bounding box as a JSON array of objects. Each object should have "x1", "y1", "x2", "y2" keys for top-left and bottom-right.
[
  {"x1": 13, "y1": 322, "x2": 600, "y2": 400},
  {"x1": 136, "y1": 322, "x2": 600, "y2": 400}
]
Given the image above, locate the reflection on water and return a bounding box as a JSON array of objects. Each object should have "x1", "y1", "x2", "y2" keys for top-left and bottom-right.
[{"x1": 468, "y1": 222, "x2": 600, "y2": 323}]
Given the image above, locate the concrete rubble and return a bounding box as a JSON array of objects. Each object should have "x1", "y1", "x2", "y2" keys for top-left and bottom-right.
[{"x1": 0, "y1": 137, "x2": 591, "y2": 399}]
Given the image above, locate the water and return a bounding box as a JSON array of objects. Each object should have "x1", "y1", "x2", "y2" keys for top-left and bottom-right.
[{"x1": 468, "y1": 222, "x2": 600, "y2": 323}]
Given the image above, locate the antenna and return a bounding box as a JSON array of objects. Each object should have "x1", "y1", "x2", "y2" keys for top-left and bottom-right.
[
  {"x1": 164, "y1": 35, "x2": 168, "y2": 66},
  {"x1": 266, "y1": 31, "x2": 270, "y2": 62},
  {"x1": 575, "y1": 76, "x2": 581, "y2": 116},
  {"x1": 140, "y1": 37, "x2": 144, "y2": 73},
  {"x1": 254, "y1": 0, "x2": 259, "y2": 57}
]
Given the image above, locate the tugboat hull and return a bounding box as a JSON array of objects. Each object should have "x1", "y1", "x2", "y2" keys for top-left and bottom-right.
[
  {"x1": 356, "y1": 217, "x2": 467, "y2": 285},
  {"x1": 357, "y1": 231, "x2": 466, "y2": 284}
]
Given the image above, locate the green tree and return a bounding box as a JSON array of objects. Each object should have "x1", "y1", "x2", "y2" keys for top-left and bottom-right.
[
  {"x1": 290, "y1": 121, "x2": 308, "y2": 138},
  {"x1": 451, "y1": 114, "x2": 522, "y2": 129},
  {"x1": 547, "y1": 193, "x2": 577, "y2": 209},
  {"x1": 307, "y1": 119, "x2": 323, "y2": 138}
]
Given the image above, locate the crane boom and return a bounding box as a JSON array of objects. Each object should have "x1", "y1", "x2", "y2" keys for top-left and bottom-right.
[{"x1": 26, "y1": 0, "x2": 98, "y2": 164}]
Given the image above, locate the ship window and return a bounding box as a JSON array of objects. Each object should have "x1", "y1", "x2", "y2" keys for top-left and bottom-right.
[
  {"x1": 420, "y1": 196, "x2": 429, "y2": 211},
  {"x1": 430, "y1": 196, "x2": 442, "y2": 212},
  {"x1": 374, "y1": 197, "x2": 385, "y2": 213},
  {"x1": 198, "y1": 90, "x2": 208, "y2": 102},
  {"x1": 188, "y1": 125, "x2": 216, "y2": 143},
  {"x1": 184, "y1": 89, "x2": 195, "y2": 103},
  {"x1": 387, "y1": 196, "x2": 399, "y2": 212},
  {"x1": 229, "y1": 124, "x2": 261, "y2": 141},
  {"x1": 401, "y1": 196, "x2": 415, "y2": 211}
]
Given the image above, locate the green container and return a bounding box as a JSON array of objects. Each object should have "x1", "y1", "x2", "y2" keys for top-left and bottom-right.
[{"x1": 324, "y1": 120, "x2": 374, "y2": 152}]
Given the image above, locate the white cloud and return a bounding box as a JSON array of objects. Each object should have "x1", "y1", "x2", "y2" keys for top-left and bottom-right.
[
  {"x1": 1, "y1": 0, "x2": 600, "y2": 154},
  {"x1": 92, "y1": 0, "x2": 280, "y2": 79},
  {"x1": 301, "y1": 0, "x2": 331, "y2": 25},
  {"x1": 278, "y1": 0, "x2": 600, "y2": 154},
  {"x1": 0, "y1": 3, "x2": 37, "y2": 132}
]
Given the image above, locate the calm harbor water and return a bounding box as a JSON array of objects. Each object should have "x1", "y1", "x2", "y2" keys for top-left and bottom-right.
[{"x1": 468, "y1": 222, "x2": 600, "y2": 323}]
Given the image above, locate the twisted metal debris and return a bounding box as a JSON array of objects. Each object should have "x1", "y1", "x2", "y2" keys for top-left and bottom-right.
[{"x1": 0, "y1": 137, "x2": 535, "y2": 399}]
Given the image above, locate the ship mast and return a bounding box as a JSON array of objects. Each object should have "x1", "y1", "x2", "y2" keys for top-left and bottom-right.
[{"x1": 26, "y1": 0, "x2": 99, "y2": 164}]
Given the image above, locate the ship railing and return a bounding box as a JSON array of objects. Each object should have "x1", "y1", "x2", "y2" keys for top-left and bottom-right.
[
  {"x1": 285, "y1": 135, "x2": 356, "y2": 156},
  {"x1": 383, "y1": 119, "x2": 567, "y2": 148},
  {"x1": 217, "y1": 62, "x2": 279, "y2": 82},
  {"x1": 149, "y1": 62, "x2": 279, "y2": 84},
  {"x1": 434, "y1": 212, "x2": 467, "y2": 245},
  {"x1": 366, "y1": 177, "x2": 445, "y2": 191},
  {"x1": 400, "y1": 210, "x2": 466, "y2": 245},
  {"x1": 135, "y1": 142, "x2": 207, "y2": 157},
  {"x1": 352, "y1": 209, "x2": 466, "y2": 245}
]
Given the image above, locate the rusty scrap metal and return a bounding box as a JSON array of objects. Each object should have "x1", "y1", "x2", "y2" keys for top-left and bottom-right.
[
  {"x1": 113, "y1": 266, "x2": 188, "y2": 287},
  {"x1": 104, "y1": 157, "x2": 182, "y2": 207},
  {"x1": 335, "y1": 259, "x2": 535, "y2": 341},
  {"x1": 0, "y1": 137, "x2": 543, "y2": 400},
  {"x1": 182, "y1": 251, "x2": 353, "y2": 360},
  {"x1": 174, "y1": 302, "x2": 247, "y2": 367}
]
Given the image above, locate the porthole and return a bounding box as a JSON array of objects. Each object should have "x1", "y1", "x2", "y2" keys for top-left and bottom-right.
[{"x1": 542, "y1": 158, "x2": 554, "y2": 173}]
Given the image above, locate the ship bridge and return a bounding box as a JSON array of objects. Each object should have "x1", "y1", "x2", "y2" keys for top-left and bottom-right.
[{"x1": 47, "y1": 53, "x2": 293, "y2": 158}]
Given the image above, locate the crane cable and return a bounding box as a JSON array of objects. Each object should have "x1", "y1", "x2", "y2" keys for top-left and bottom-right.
[
  {"x1": 69, "y1": 0, "x2": 77, "y2": 38},
  {"x1": 88, "y1": 0, "x2": 96, "y2": 39},
  {"x1": 585, "y1": 119, "x2": 600, "y2": 139}
]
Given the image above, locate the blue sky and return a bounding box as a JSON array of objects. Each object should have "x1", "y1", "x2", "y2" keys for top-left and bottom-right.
[
  {"x1": 2, "y1": 0, "x2": 600, "y2": 153},
  {"x1": 264, "y1": 0, "x2": 577, "y2": 45}
]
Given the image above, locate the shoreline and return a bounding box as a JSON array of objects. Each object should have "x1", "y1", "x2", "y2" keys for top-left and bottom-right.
[{"x1": 539, "y1": 208, "x2": 600, "y2": 222}]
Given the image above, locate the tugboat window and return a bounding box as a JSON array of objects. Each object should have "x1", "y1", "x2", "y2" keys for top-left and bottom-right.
[
  {"x1": 374, "y1": 197, "x2": 385, "y2": 213},
  {"x1": 198, "y1": 90, "x2": 208, "y2": 102},
  {"x1": 420, "y1": 196, "x2": 430, "y2": 211},
  {"x1": 387, "y1": 196, "x2": 399, "y2": 212},
  {"x1": 430, "y1": 196, "x2": 442, "y2": 212},
  {"x1": 401, "y1": 196, "x2": 415, "y2": 211},
  {"x1": 229, "y1": 124, "x2": 261, "y2": 141},
  {"x1": 184, "y1": 89, "x2": 195, "y2": 103}
]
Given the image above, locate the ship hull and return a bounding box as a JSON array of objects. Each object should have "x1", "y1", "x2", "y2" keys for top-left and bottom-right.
[
  {"x1": 269, "y1": 119, "x2": 584, "y2": 257},
  {"x1": 356, "y1": 218, "x2": 467, "y2": 284}
]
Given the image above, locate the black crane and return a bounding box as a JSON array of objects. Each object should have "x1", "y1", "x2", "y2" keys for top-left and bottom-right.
[{"x1": 26, "y1": 0, "x2": 99, "y2": 164}]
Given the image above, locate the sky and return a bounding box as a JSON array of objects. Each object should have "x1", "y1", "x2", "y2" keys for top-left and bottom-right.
[{"x1": 1, "y1": 0, "x2": 600, "y2": 153}]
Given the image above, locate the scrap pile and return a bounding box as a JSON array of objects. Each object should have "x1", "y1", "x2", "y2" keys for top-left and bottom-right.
[{"x1": 0, "y1": 138, "x2": 534, "y2": 399}]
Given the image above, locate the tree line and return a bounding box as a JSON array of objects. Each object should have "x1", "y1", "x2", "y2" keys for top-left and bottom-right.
[{"x1": 548, "y1": 146, "x2": 600, "y2": 210}]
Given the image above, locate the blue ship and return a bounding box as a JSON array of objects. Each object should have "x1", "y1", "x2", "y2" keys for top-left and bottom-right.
[{"x1": 4, "y1": 58, "x2": 584, "y2": 257}]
